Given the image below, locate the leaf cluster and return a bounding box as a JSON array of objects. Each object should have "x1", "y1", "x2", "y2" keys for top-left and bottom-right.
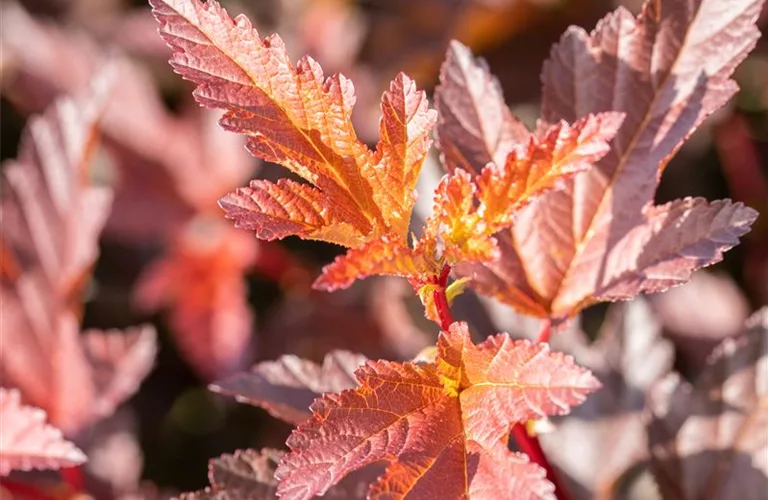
[{"x1": 146, "y1": 0, "x2": 766, "y2": 498}]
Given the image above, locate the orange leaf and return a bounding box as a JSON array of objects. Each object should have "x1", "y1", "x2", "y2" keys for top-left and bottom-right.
[
  {"x1": 276, "y1": 322, "x2": 599, "y2": 499},
  {"x1": 426, "y1": 112, "x2": 622, "y2": 266},
  {"x1": 314, "y1": 236, "x2": 439, "y2": 291},
  {"x1": 476, "y1": 113, "x2": 625, "y2": 229},
  {"x1": 428, "y1": 169, "x2": 500, "y2": 264},
  {"x1": 151, "y1": 0, "x2": 435, "y2": 248}
]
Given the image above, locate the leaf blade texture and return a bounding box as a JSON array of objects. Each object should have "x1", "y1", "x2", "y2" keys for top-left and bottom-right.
[
  {"x1": 276, "y1": 322, "x2": 600, "y2": 499},
  {"x1": 177, "y1": 448, "x2": 282, "y2": 500},
  {"x1": 0, "y1": 388, "x2": 87, "y2": 476},
  {"x1": 315, "y1": 110, "x2": 622, "y2": 292},
  {"x1": 448, "y1": 0, "x2": 761, "y2": 321},
  {"x1": 434, "y1": 40, "x2": 530, "y2": 173},
  {"x1": 150, "y1": 0, "x2": 435, "y2": 248},
  {"x1": 313, "y1": 236, "x2": 439, "y2": 291}
]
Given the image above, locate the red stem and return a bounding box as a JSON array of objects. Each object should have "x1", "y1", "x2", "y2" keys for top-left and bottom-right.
[
  {"x1": 1, "y1": 481, "x2": 59, "y2": 500},
  {"x1": 432, "y1": 267, "x2": 567, "y2": 498},
  {"x1": 60, "y1": 465, "x2": 84, "y2": 492},
  {"x1": 433, "y1": 287, "x2": 455, "y2": 331},
  {"x1": 536, "y1": 320, "x2": 552, "y2": 344},
  {"x1": 512, "y1": 425, "x2": 568, "y2": 499},
  {"x1": 432, "y1": 264, "x2": 455, "y2": 331}
]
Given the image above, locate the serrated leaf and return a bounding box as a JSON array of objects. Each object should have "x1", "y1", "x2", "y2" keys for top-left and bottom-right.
[
  {"x1": 447, "y1": 0, "x2": 761, "y2": 321},
  {"x1": 0, "y1": 388, "x2": 87, "y2": 476},
  {"x1": 590, "y1": 198, "x2": 757, "y2": 302},
  {"x1": 179, "y1": 448, "x2": 376, "y2": 499},
  {"x1": 646, "y1": 308, "x2": 768, "y2": 500},
  {"x1": 434, "y1": 40, "x2": 530, "y2": 172},
  {"x1": 313, "y1": 236, "x2": 439, "y2": 292},
  {"x1": 150, "y1": 0, "x2": 435, "y2": 248},
  {"x1": 432, "y1": 113, "x2": 624, "y2": 264},
  {"x1": 316, "y1": 110, "x2": 621, "y2": 293},
  {"x1": 436, "y1": 322, "x2": 602, "y2": 448},
  {"x1": 276, "y1": 322, "x2": 600, "y2": 499},
  {"x1": 178, "y1": 448, "x2": 281, "y2": 500},
  {"x1": 210, "y1": 350, "x2": 366, "y2": 425}
]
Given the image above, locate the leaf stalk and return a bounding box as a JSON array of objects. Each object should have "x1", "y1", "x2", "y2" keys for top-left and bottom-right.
[{"x1": 433, "y1": 265, "x2": 456, "y2": 330}]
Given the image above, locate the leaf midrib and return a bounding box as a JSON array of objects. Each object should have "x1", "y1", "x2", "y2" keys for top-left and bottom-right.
[
  {"x1": 164, "y1": 0, "x2": 376, "y2": 233},
  {"x1": 547, "y1": 4, "x2": 703, "y2": 314}
]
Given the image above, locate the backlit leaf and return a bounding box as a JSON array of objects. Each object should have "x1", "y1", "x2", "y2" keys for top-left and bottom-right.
[
  {"x1": 316, "y1": 110, "x2": 621, "y2": 293},
  {"x1": 449, "y1": 0, "x2": 761, "y2": 321},
  {"x1": 0, "y1": 388, "x2": 87, "y2": 476},
  {"x1": 276, "y1": 322, "x2": 599, "y2": 498},
  {"x1": 313, "y1": 236, "x2": 439, "y2": 292},
  {"x1": 432, "y1": 113, "x2": 624, "y2": 264},
  {"x1": 150, "y1": 0, "x2": 435, "y2": 248}
]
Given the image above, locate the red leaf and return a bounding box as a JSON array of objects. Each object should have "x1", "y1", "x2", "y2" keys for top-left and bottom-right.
[
  {"x1": 437, "y1": 323, "x2": 602, "y2": 448},
  {"x1": 134, "y1": 219, "x2": 257, "y2": 380},
  {"x1": 180, "y1": 448, "x2": 282, "y2": 500},
  {"x1": 316, "y1": 110, "x2": 622, "y2": 293},
  {"x1": 210, "y1": 350, "x2": 366, "y2": 425},
  {"x1": 434, "y1": 40, "x2": 530, "y2": 173},
  {"x1": 431, "y1": 113, "x2": 623, "y2": 265},
  {"x1": 81, "y1": 325, "x2": 158, "y2": 420},
  {"x1": 276, "y1": 323, "x2": 599, "y2": 498},
  {"x1": 446, "y1": 0, "x2": 761, "y2": 321},
  {"x1": 313, "y1": 236, "x2": 439, "y2": 292},
  {"x1": 588, "y1": 198, "x2": 757, "y2": 302},
  {"x1": 0, "y1": 388, "x2": 86, "y2": 476},
  {"x1": 2, "y1": 4, "x2": 257, "y2": 245},
  {"x1": 0, "y1": 73, "x2": 112, "y2": 301}
]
